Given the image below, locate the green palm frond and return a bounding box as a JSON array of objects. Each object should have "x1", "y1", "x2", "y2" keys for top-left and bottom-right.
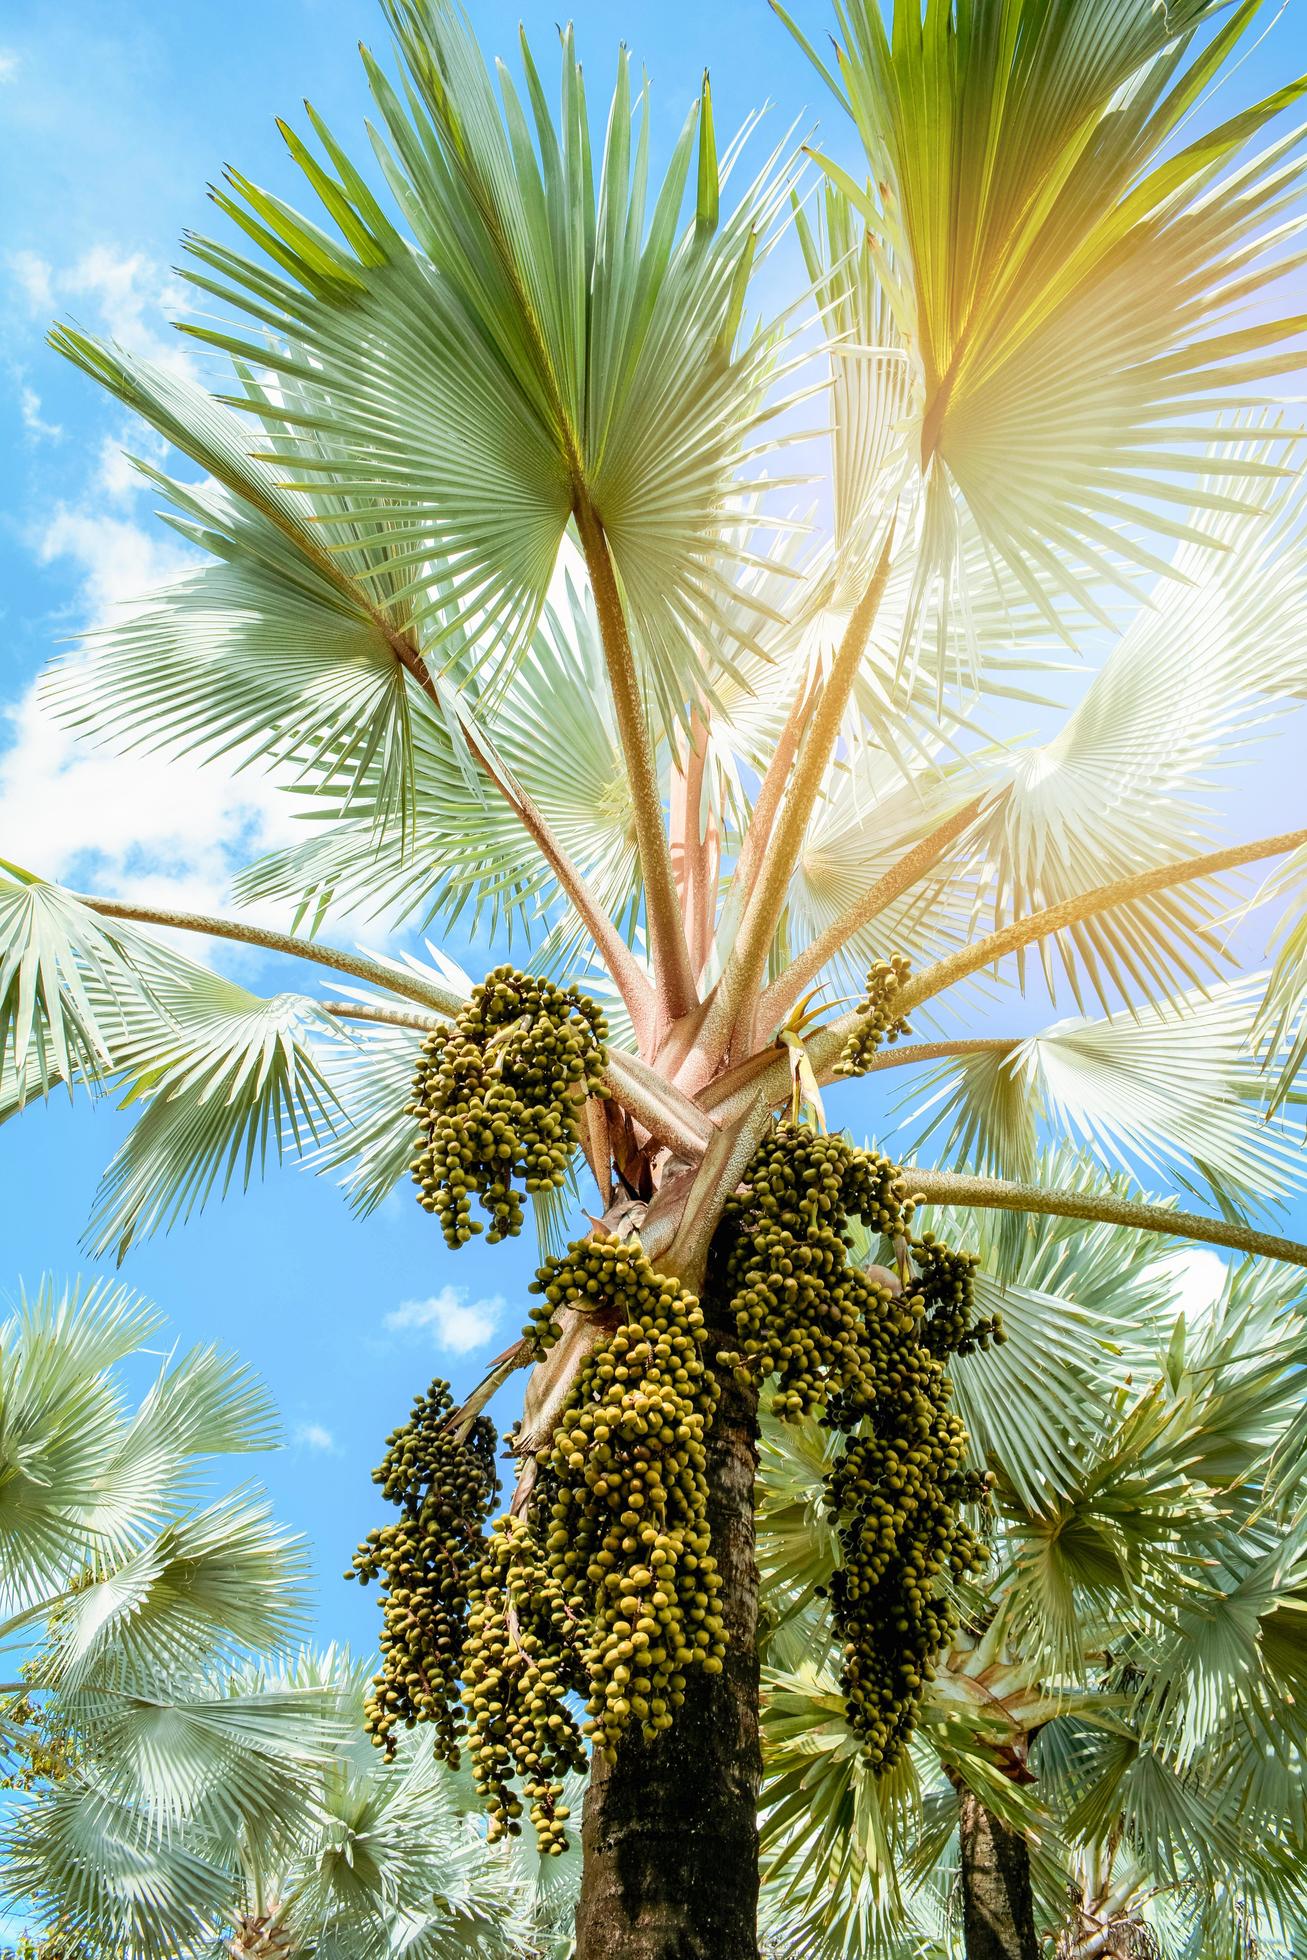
[
  {"x1": 798, "y1": 0, "x2": 1307, "y2": 625},
  {"x1": 1254, "y1": 839, "x2": 1307, "y2": 1111},
  {"x1": 0, "y1": 867, "x2": 161, "y2": 1110},
  {"x1": 166, "y1": 2, "x2": 796, "y2": 738},
  {"x1": 901, "y1": 977, "x2": 1303, "y2": 1220},
  {"x1": 44, "y1": 337, "x2": 426, "y2": 829},
  {"x1": 311, "y1": 1020, "x2": 427, "y2": 1216},
  {"x1": 236, "y1": 563, "x2": 639, "y2": 953},
  {"x1": 0, "y1": 1278, "x2": 161, "y2": 1601},
  {"x1": 785, "y1": 749, "x2": 993, "y2": 991},
  {"x1": 56, "y1": 1673, "x2": 343, "y2": 1844},
  {"x1": 37, "y1": 1491, "x2": 307, "y2": 1691},
  {"x1": 964, "y1": 429, "x2": 1307, "y2": 1007},
  {"x1": 949, "y1": 1271, "x2": 1120, "y2": 1512},
  {"x1": 995, "y1": 1386, "x2": 1214, "y2": 1671},
  {"x1": 86, "y1": 976, "x2": 343, "y2": 1262},
  {"x1": 1, "y1": 1777, "x2": 232, "y2": 1960}
]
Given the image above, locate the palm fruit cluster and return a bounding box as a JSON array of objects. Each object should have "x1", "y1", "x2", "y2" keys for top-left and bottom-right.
[
  {"x1": 824, "y1": 1348, "x2": 990, "y2": 1770},
  {"x1": 834, "y1": 953, "x2": 913, "y2": 1077},
  {"x1": 347, "y1": 1378, "x2": 498, "y2": 1764},
  {"x1": 712, "y1": 1121, "x2": 996, "y2": 1771},
  {"x1": 530, "y1": 1235, "x2": 727, "y2": 1762},
  {"x1": 460, "y1": 1514, "x2": 588, "y2": 1851},
  {"x1": 910, "y1": 1231, "x2": 1004, "y2": 1357},
  {"x1": 711, "y1": 1125, "x2": 911, "y2": 1418},
  {"x1": 407, "y1": 966, "x2": 608, "y2": 1247}
]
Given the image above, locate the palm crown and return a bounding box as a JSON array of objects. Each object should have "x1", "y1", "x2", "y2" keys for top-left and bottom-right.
[{"x1": 3, "y1": 0, "x2": 1307, "y2": 1954}]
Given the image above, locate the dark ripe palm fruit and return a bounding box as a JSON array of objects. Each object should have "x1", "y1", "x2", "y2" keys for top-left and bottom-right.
[
  {"x1": 710, "y1": 1125, "x2": 914, "y2": 1418},
  {"x1": 407, "y1": 966, "x2": 608, "y2": 1250},
  {"x1": 834, "y1": 953, "x2": 913, "y2": 1078},
  {"x1": 824, "y1": 1358, "x2": 989, "y2": 1771},
  {"x1": 461, "y1": 1514, "x2": 588, "y2": 1853},
  {"x1": 907, "y1": 1232, "x2": 1005, "y2": 1358},
  {"x1": 525, "y1": 1234, "x2": 727, "y2": 1764},
  {"x1": 711, "y1": 1121, "x2": 996, "y2": 1772},
  {"x1": 347, "y1": 1379, "x2": 498, "y2": 1766}
]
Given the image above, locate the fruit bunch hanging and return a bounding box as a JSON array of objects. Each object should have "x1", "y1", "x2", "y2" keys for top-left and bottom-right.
[
  {"x1": 712, "y1": 1121, "x2": 998, "y2": 1772},
  {"x1": 362, "y1": 953, "x2": 1000, "y2": 1840},
  {"x1": 528, "y1": 1235, "x2": 726, "y2": 1762},
  {"x1": 347, "y1": 1378, "x2": 498, "y2": 1764},
  {"x1": 461, "y1": 1513, "x2": 588, "y2": 1850},
  {"x1": 835, "y1": 952, "x2": 913, "y2": 1076},
  {"x1": 407, "y1": 966, "x2": 608, "y2": 1247}
]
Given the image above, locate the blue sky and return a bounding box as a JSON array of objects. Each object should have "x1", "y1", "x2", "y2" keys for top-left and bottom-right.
[{"x1": 1, "y1": 0, "x2": 1305, "y2": 1661}]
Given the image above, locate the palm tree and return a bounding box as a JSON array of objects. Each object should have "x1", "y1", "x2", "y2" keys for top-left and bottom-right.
[
  {"x1": 8, "y1": 1647, "x2": 583, "y2": 1959},
  {"x1": 0, "y1": 1274, "x2": 334, "y2": 1956},
  {"x1": 754, "y1": 1179, "x2": 1307, "y2": 1958},
  {"x1": 4, "y1": 0, "x2": 1307, "y2": 1950}
]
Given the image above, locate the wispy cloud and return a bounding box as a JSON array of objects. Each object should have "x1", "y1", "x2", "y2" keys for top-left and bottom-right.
[
  {"x1": 10, "y1": 249, "x2": 54, "y2": 314},
  {"x1": 0, "y1": 243, "x2": 301, "y2": 923},
  {"x1": 385, "y1": 1286, "x2": 503, "y2": 1354},
  {"x1": 10, "y1": 244, "x2": 193, "y2": 375},
  {"x1": 18, "y1": 384, "x2": 61, "y2": 443},
  {"x1": 0, "y1": 51, "x2": 18, "y2": 85},
  {"x1": 293, "y1": 1422, "x2": 338, "y2": 1454}
]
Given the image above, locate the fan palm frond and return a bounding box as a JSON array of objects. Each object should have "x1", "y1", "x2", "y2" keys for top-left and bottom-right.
[{"x1": 798, "y1": 0, "x2": 1307, "y2": 627}]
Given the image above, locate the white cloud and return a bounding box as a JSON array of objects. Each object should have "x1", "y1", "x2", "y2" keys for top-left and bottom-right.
[
  {"x1": 294, "y1": 1422, "x2": 337, "y2": 1454},
  {"x1": 1163, "y1": 1246, "x2": 1229, "y2": 1323},
  {"x1": 0, "y1": 51, "x2": 17, "y2": 84},
  {"x1": 61, "y1": 245, "x2": 193, "y2": 374},
  {"x1": 8, "y1": 243, "x2": 195, "y2": 380},
  {"x1": 10, "y1": 250, "x2": 53, "y2": 314},
  {"x1": 0, "y1": 507, "x2": 301, "y2": 917},
  {"x1": 18, "y1": 385, "x2": 61, "y2": 442},
  {"x1": 386, "y1": 1286, "x2": 503, "y2": 1354}
]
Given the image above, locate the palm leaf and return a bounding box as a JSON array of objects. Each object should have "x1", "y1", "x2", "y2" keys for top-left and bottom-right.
[
  {"x1": 171, "y1": 2, "x2": 796, "y2": 738},
  {"x1": 46, "y1": 335, "x2": 423, "y2": 827},
  {"x1": 901, "y1": 977, "x2": 1304, "y2": 1221},
  {"x1": 86, "y1": 976, "x2": 343, "y2": 1261},
  {"x1": 800, "y1": 0, "x2": 1307, "y2": 625},
  {"x1": 964, "y1": 428, "x2": 1307, "y2": 1007},
  {"x1": 0, "y1": 866, "x2": 161, "y2": 1109}
]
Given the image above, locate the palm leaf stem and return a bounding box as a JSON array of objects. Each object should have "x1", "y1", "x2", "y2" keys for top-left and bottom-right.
[
  {"x1": 670, "y1": 702, "x2": 718, "y2": 979},
  {"x1": 575, "y1": 495, "x2": 698, "y2": 1030},
  {"x1": 450, "y1": 695, "x2": 657, "y2": 1031},
  {"x1": 806, "y1": 822, "x2": 1307, "y2": 1075},
  {"x1": 903, "y1": 1166, "x2": 1307, "y2": 1267},
  {"x1": 695, "y1": 525, "x2": 897, "y2": 1070},
  {"x1": 756, "y1": 792, "x2": 991, "y2": 1035},
  {"x1": 728, "y1": 664, "x2": 817, "y2": 919},
  {"x1": 75, "y1": 895, "x2": 466, "y2": 1016},
  {"x1": 607, "y1": 1049, "x2": 715, "y2": 1158},
  {"x1": 661, "y1": 1093, "x2": 780, "y2": 1288},
  {"x1": 321, "y1": 1000, "x2": 441, "y2": 1032},
  {"x1": 71, "y1": 892, "x2": 708, "y2": 1157}
]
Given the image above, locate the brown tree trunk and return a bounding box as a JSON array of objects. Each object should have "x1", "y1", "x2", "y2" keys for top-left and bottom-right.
[
  {"x1": 574, "y1": 1325, "x2": 761, "y2": 1959},
  {"x1": 956, "y1": 1786, "x2": 1040, "y2": 1960}
]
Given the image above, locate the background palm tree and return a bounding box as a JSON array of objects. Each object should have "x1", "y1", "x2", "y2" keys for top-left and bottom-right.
[
  {"x1": 0, "y1": 1275, "x2": 328, "y2": 1954},
  {"x1": 0, "y1": 1280, "x2": 585, "y2": 1959},
  {"x1": 3, "y1": 0, "x2": 1307, "y2": 1951}
]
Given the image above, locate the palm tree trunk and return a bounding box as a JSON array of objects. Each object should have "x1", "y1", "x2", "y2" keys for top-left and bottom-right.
[
  {"x1": 956, "y1": 1787, "x2": 1040, "y2": 1960},
  {"x1": 574, "y1": 1324, "x2": 762, "y2": 1959}
]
